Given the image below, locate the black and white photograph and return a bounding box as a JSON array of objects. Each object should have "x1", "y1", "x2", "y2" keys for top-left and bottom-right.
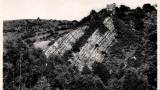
[{"x1": 2, "y1": 0, "x2": 157, "y2": 90}]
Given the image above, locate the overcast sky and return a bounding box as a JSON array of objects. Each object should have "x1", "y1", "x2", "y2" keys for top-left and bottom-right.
[{"x1": 2, "y1": 0, "x2": 157, "y2": 21}]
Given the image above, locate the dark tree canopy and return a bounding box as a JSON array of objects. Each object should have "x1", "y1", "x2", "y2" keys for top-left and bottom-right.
[{"x1": 143, "y1": 4, "x2": 156, "y2": 12}]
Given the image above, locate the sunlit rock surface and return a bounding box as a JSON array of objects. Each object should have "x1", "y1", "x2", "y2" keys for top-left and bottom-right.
[
  {"x1": 45, "y1": 17, "x2": 117, "y2": 70},
  {"x1": 70, "y1": 17, "x2": 116, "y2": 70},
  {"x1": 45, "y1": 26, "x2": 88, "y2": 58}
]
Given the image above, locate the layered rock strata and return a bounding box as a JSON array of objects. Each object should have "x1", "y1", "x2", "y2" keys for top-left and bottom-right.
[{"x1": 45, "y1": 17, "x2": 117, "y2": 70}]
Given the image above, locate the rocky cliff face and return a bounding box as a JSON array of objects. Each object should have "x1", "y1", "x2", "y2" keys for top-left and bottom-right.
[
  {"x1": 45, "y1": 16, "x2": 117, "y2": 70},
  {"x1": 45, "y1": 26, "x2": 89, "y2": 58},
  {"x1": 44, "y1": 4, "x2": 157, "y2": 73},
  {"x1": 70, "y1": 17, "x2": 117, "y2": 70}
]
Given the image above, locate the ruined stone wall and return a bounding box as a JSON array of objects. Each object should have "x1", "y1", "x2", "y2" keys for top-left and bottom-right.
[{"x1": 106, "y1": 3, "x2": 116, "y2": 15}]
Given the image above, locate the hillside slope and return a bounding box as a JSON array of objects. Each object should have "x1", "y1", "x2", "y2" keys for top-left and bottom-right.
[{"x1": 3, "y1": 4, "x2": 157, "y2": 90}]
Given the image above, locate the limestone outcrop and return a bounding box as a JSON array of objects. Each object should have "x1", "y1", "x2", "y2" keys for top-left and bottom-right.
[
  {"x1": 45, "y1": 26, "x2": 89, "y2": 58},
  {"x1": 45, "y1": 17, "x2": 117, "y2": 70}
]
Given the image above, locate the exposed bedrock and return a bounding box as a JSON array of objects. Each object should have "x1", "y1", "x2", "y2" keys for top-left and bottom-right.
[{"x1": 45, "y1": 17, "x2": 117, "y2": 70}]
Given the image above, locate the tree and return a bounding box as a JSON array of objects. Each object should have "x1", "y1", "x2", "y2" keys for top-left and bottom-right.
[
  {"x1": 92, "y1": 62, "x2": 110, "y2": 85},
  {"x1": 134, "y1": 7, "x2": 144, "y2": 18},
  {"x1": 143, "y1": 4, "x2": 156, "y2": 12},
  {"x1": 69, "y1": 74, "x2": 106, "y2": 90},
  {"x1": 123, "y1": 69, "x2": 147, "y2": 90},
  {"x1": 119, "y1": 5, "x2": 131, "y2": 12}
]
